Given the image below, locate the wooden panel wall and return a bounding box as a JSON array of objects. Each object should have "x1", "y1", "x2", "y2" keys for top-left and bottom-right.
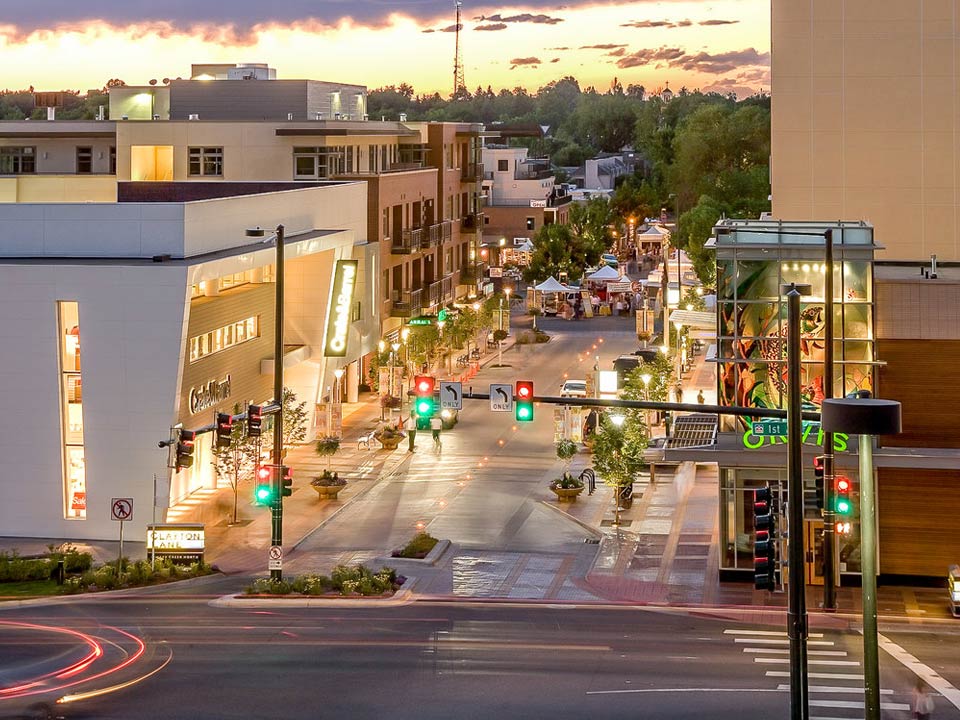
[
  {"x1": 877, "y1": 339, "x2": 960, "y2": 448},
  {"x1": 879, "y1": 468, "x2": 960, "y2": 577},
  {"x1": 178, "y1": 283, "x2": 276, "y2": 429}
]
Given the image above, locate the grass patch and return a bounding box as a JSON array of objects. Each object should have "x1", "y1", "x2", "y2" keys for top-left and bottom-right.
[
  {"x1": 391, "y1": 532, "x2": 439, "y2": 559},
  {"x1": 0, "y1": 580, "x2": 63, "y2": 598}
]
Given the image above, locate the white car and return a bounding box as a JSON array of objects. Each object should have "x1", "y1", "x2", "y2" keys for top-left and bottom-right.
[{"x1": 560, "y1": 379, "x2": 587, "y2": 398}]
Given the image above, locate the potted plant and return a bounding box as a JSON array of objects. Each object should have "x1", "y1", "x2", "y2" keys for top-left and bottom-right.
[
  {"x1": 311, "y1": 470, "x2": 347, "y2": 500},
  {"x1": 549, "y1": 471, "x2": 585, "y2": 502},
  {"x1": 374, "y1": 424, "x2": 405, "y2": 451},
  {"x1": 315, "y1": 436, "x2": 340, "y2": 469}
]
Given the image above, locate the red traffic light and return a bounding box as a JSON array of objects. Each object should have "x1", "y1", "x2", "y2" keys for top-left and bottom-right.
[
  {"x1": 515, "y1": 380, "x2": 533, "y2": 400},
  {"x1": 415, "y1": 375, "x2": 435, "y2": 395},
  {"x1": 257, "y1": 465, "x2": 271, "y2": 481},
  {"x1": 836, "y1": 476, "x2": 851, "y2": 493}
]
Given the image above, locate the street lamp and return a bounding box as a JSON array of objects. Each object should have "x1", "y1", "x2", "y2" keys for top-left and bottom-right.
[
  {"x1": 640, "y1": 373, "x2": 652, "y2": 430},
  {"x1": 245, "y1": 223, "x2": 286, "y2": 581},
  {"x1": 673, "y1": 321, "x2": 683, "y2": 384},
  {"x1": 333, "y1": 367, "x2": 344, "y2": 406}
]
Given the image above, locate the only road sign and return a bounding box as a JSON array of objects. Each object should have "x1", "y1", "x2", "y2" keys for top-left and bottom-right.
[
  {"x1": 111, "y1": 497, "x2": 134, "y2": 522},
  {"x1": 489, "y1": 384, "x2": 514, "y2": 412},
  {"x1": 440, "y1": 381, "x2": 462, "y2": 410}
]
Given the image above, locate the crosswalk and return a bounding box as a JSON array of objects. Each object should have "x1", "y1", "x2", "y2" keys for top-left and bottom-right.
[{"x1": 723, "y1": 628, "x2": 910, "y2": 718}]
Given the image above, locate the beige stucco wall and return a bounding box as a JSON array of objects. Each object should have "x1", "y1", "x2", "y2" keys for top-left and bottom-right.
[
  {"x1": 772, "y1": 0, "x2": 960, "y2": 262},
  {"x1": 0, "y1": 176, "x2": 117, "y2": 202}
]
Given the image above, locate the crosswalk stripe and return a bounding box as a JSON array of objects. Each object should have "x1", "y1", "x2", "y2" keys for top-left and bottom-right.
[
  {"x1": 755, "y1": 659, "x2": 860, "y2": 666},
  {"x1": 776, "y1": 684, "x2": 893, "y2": 695},
  {"x1": 767, "y1": 671, "x2": 864, "y2": 680},
  {"x1": 734, "y1": 638, "x2": 834, "y2": 646},
  {"x1": 810, "y1": 699, "x2": 909, "y2": 711},
  {"x1": 742, "y1": 648, "x2": 847, "y2": 656},
  {"x1": 724, "y1": 630, "x2": 824, "y2": 638}
]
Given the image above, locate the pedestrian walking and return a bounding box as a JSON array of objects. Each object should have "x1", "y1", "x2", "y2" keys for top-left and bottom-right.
[
  {"x1": 430, "y1": 415, "x2": 442, "y2": 448},
  {"x1": 404, "y1": 411, "x2": 417, "y2": 453},
  {"x1": 912, "y1": 679, "x2": 935, "y2": 719},
  {"x1": 697, "y1": 390, "x2": 706, "y2": 404},
  {"x1": 674, "y1": 383, "x2": 683, "y2": 403}
]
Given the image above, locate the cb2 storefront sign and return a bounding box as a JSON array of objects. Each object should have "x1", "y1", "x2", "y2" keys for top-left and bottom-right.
[
  {"x1": 324, "y1": 260, "x2": 358, "y2": 357},
  {"x1": 742, "y1": 422, "x2": 849, "y2": 452}
]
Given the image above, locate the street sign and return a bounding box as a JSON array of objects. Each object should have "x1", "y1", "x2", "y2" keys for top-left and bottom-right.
[
  {"x1": 752, "y1": 420, "x2": 788, "y2": 436},
  {"x1": 111, "y1": 497, "x2": 134, "y2": 522},
  {"x1": 439, "y1": 381, "x2": 462, "y2": 410},
  {"x1": 489, "y1": 384, "x2": 514, "y2": 412},
  {"x1": 268, "y1": 545, "x2": 283, "y2": 571}
]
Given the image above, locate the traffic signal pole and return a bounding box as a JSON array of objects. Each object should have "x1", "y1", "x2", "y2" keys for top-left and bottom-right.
[
  {"x1": 822, "y1": 229, "x2": 837, "y2": 610},
  {"x1": 271, "y1": 224, "x2": 285, "y2": 581},
  {"x1": 785, "y1": 284, "x2": 810, "y2": 720}
]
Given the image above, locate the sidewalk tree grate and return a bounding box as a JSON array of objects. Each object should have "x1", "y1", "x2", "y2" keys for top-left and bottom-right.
[{"x1": 600, "y1": 519, "x2": 633, "y2": 528}]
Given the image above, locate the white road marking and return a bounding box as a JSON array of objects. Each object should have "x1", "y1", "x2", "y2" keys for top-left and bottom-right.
[
  {"x1": 776, "y1": 684, "x2": 893, "y2": 695},
  {"x1": 742, "y1": 648, "x2": 847, "y2": 656},
  {"x1": 767, "y1": 671, "x2": 864, "y2": 680},
  {"x1": 810, "y1": 699, "x2": 909, "y2": 711},
  {"x1": 877, "y1": 631, "x2": 960, "y2": 711},
  {"x1": 585, "y1": 687, "x2": 785, "y2": 696},
  {"x1": 754, "y1": 658, "x2": 860, "y2": 666},
  {"x1": 724, "y1": 629, "x2": 824, "y2": 638},
  {"x1": 734, "y1": 638, "x2": 834, "y2": 646}
]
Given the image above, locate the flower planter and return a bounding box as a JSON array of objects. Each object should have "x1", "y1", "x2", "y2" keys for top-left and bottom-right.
[
  {"x1": 550, "y1": 485, "x2": 584, "y2": 502},
  {"x1": 313, "y1": 485, "x2": 343, "y2": 500},
  {"x1": 376, "y1": 436, "x2": 403, "y2": 451}
]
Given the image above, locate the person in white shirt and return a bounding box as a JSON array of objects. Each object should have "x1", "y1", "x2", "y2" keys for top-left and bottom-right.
[
  {"x1": 404, "y1": 412, "x2": 417, "y2": 452},
  {"x1": 430, "y1": 415, "x2": 442, "y2": 447}
]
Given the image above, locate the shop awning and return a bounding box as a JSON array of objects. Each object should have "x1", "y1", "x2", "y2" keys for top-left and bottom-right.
[{"x1": 668, "y1": 309, "x2": 716, "y2": 330}]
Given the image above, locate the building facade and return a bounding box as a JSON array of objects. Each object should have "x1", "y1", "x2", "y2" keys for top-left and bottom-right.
[{"x1": 0, "y1": 183, "x2": 373, "y2": 541}]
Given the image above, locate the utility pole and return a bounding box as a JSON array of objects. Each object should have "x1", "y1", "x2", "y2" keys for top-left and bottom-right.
[
  {"x1": 821, "y1": 229, "x2": 837, "y2": 609},
  {"x1": 784, "y1": 282, "x2": 810, "y2": 720}
]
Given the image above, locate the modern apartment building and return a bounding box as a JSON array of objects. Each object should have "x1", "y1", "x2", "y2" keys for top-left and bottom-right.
[{"x1": 767, "y1": 2, "x2": 960, "y2": 580}]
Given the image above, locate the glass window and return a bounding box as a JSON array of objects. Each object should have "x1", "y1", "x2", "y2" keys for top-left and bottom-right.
[
  {"x1": 0, "y1": 146, "x2": 36, "y2": 174},
  {"x1": 498, "y1": 159, "x2": 508, "y2": 172},
  {"x1": 188, "y1": 147, "x2": 223, "y2": 176},
  {"x1": 58, "y1": 301, "x2": 86, "y2": 520},
  {"x1": 76, "y1": 147, "x2": 93, "y2": 174},
  {"x1": 526, "y1": 217, "x2": 535, "y2": 231},
  {"x1": 189, "y1": 315, "x2": 260, "y2": 363},
  {"x1": 109, "y1": 146, "x2": 117, "y2": 174}
]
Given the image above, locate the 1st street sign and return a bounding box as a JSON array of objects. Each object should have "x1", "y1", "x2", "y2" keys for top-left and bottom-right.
[
  {"x1": 489, "y1": 384, "x2": 514, "y2": 412},
  {"x1": 752, "y1": 420, "x2": 788, "y2": 437}
]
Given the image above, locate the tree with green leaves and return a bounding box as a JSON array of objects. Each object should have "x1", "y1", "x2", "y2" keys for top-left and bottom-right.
[
  {"x1": 211, "y1": 403, "x2": 260, "y2": 524},
  {"x1": 590, "y1": 413, "x2": 648, "y2": 526},
  {"x1": 265, "y1": 388, "x2": 308, "y2": 453}
]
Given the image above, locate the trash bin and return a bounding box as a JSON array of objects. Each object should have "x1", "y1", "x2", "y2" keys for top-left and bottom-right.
[{"x1": 618, "y1": 483, "x2": 634, "y2": 510}]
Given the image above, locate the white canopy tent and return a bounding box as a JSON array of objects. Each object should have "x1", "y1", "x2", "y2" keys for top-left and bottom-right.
[
  {"x1": 534, "y1": 276, "x2": 569, "y2": 293},
  {"x1": 585, "y1": 265, "x2": 620, "y2": 282}
]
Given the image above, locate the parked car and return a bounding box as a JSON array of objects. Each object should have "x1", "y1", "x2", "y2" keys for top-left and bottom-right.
[
  {"x1": 643, "y1": 436, "x2": 667, "y2": 464},
  {"x1": 560, "y1": 379, "x2": 587, "y2": 398},
  {"x1": 631, "y1": 348, "x2": 661, "y2": 364},
  {"x1": 601, "y1": 253, "x2": 619, "y2": 269}
]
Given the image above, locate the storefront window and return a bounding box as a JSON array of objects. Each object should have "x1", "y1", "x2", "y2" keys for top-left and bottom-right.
[{"x1": 58, "y1": 301, "x2": 86, "y2": 520}]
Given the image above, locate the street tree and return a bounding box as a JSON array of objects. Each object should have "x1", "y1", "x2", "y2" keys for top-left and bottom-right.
[
  {"x1": 591, "y1": 413, "x2": 648, "y2": 526},
  {"x1": 211, "y1": 403, "x2": 259, "y2": 524}
]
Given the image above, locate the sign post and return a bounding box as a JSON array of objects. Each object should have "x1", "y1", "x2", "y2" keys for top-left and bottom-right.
[
  {"x1": 268, "y1": 545, "x2": 283, "y2": 571},
  {"x1": 111, "y1": 497, "x2": 134, "y2": 573}
]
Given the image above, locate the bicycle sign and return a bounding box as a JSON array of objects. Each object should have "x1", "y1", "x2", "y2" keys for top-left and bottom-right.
[{"x1": 111, "y1": 497, "x2": 134, "y2": 522}]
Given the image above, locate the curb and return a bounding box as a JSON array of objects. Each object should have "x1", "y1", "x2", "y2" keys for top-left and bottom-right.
[
  {"x1": 376, "y1": 538, "x2": 451, "y2": 568},
  {"x1": 0, "y1": 571, "x2": 227, "y2": 610},
  {"x1": 537, "y1": 500, "x2": 603, "y2": 539},
  {"x1": 208, "y1": 587, "x2": 416, "y2": 609}
]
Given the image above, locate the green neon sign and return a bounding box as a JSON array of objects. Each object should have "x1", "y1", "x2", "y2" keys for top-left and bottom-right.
[
  {"x1": 409, "y1": 317, "x2": 433, "y2": 326},
  {"x1": 741, "y1": 422, "x2": 849, "y2": 452},
  {"x1": 438, "y1": 308, "x2": 448, "y2": 322}
]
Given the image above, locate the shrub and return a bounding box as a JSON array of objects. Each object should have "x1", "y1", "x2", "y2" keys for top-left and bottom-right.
[
  {"x1": 555, "y1": 439, "x2": 578, "y2": 462},
  {"x1": 534, "y1": 330, "x2": 550, "y2": 343},
  {"x1": 392, "y1": 532, "x2": 439, "y2": 559},
  {"x1": 550, "y1": 472, "x2": 584, "y2": 490},
  {"x1": 311, "y1": 471, "x2": 347, "y2": 488},
  {"x1": 315, "y1": 436, "x2": 341, "y2": 457},
  {"x1": 243, "y1": 564, "x2": 398, "y2": 597},
  {"x1": 492, "y1": 329, "x2": 508, "y2": 343}
]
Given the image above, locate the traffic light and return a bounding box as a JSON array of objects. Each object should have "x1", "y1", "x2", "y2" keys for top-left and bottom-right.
[
  {"x1": 414, "y1": 375, "x2": 435, "y2": 418},
  {"x1": 175, "y1": 429, "x2": 196, "y2": 471},
  {"x1": 753, "y1": 485, "x2": 778, "y2": 591},
  {"x1": 813, "y1": 455, "x2": 825, "y2": 511},
  {"x1": 280, "y1": 465, "x2": 293, "y2": 498},
  {"x1": 247, "y1": 405, "x2": 262, "y2": 437},
  {"x1": 255, "y1": 465, "x2": 275, "y2": 506},
  {"x1": 515, "y1": 380, "x2": 534, "y2": 422},
  {"x1": 215, "y1": 412, "x2": 233, "y2": 449},
  {"x1": 834, "y1": 474, "x2": 853, "y2": 535}
]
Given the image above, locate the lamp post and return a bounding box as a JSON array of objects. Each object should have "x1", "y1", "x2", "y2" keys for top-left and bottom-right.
[
  {"x1": 378, "y1": 340, "x2": 387, "y2": 420},
  {"x1": 245, "y1": 224, "x2": 285, "y2": 581},
  {"x1": 390, "y1": 342, "x2": 400, "y2": 418},
  {"x1": 821, "y1": 398, "x2": 902, "y2": 720},
  {"x1": 640, "y1": 373, "x2": 652, "y2": 431},
  {"x1": 400, "y1": 328, "x2": 411, "y2": 405},
  {"x1": 673, "y1": 321, "x2": 683, "y2": 384}
]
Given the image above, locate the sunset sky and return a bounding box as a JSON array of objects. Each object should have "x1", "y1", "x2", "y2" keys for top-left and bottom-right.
[{"x1": 0, "y1": 1, "x2": 769, "y2": 97}]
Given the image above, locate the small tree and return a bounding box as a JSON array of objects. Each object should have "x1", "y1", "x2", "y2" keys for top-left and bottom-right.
[
  {"x1": 591, "y1": 414, "x2": 648, "y2": 526},
  {"x1": 211, "y1": 403, "x2": 259, "y2": 524},
  {"x1": 315, "y1": 436, "x2": 341, "y2": 470}
]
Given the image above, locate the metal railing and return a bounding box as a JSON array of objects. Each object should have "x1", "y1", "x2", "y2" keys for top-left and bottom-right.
[
  {"x1": 461, "y1": 163, "x2": 484, "y2": 182},
  {"x1": 390, "y1": 288, "x2": 423, "y2": 317},
  {"x1": 392, "y1": 227, "x2": 424, "y2": 254}
]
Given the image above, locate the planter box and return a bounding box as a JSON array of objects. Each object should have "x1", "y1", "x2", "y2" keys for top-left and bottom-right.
[
  {"x1": 550, "y1": 486, "x2": 584, "y2": 502},
  {"x1": 377, "y1": 437, "x2": 402, "y2": 451},
  {"x1": 313, "y1": 485, "x2": 344, "y2": 500}
]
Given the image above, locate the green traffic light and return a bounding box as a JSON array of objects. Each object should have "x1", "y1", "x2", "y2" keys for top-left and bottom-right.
[
  {"x1": 416, "y1": 399, "x2": 433, "y2": 416},
  {"x1": 835, "y1": 498, "x2": 852, "y2": 515},
  {"x1": 516, "y1": 403, "x2": 533, "y2": 422},
  {"x1": 256, "y1": 485, "x2": 272, "y2": 502}
]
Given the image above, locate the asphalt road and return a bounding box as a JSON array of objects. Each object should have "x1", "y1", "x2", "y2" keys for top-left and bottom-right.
[{"x1": 2, "y1": 595, "x2": 958, "y2": 720}]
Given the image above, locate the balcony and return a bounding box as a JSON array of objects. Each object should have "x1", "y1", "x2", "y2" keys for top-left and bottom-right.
[
  {"x1": 425, "y1": 219, "x2": 453, "y2": 246},
  {"x1": 425, "y1": 274, "x2": 455, "y2": 307},
  {"x1": 390, "y1": 288, "x2": 423, "y2": 318},
  {"x1": 461, "y1": 212, "x2": 483, "y2": 232},
  {"x1": 461, "y1": 163, "x2": 484, "y2": 183},
  {"x1": 392, "y1": 227, "x2": 424, "y2": 254}
]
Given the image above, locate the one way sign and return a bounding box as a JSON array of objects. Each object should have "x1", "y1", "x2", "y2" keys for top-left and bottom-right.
[
  {"x1": 489, "y1": 384, "x2": 513, "y2": 412},
  {"x1": 440, "y1": 381, "x2": 462, "y2": 410}
]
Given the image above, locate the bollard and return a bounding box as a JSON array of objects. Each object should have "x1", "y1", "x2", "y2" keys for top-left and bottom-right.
[{"x1": 55, "y1": 559, "x2": 65, "y2": 585}]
